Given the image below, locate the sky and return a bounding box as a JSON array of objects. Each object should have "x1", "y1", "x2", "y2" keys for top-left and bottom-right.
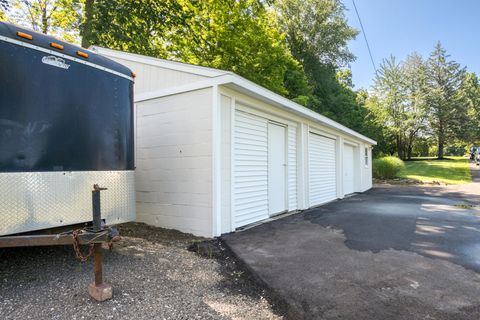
[{"x1": 343, "y1": 0, "x2": 480, "y2": 90}]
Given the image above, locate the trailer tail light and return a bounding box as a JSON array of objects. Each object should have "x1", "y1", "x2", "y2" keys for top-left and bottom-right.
[
  {"x1": 50, "y1": 42, "x2": 64, "y2": 50},
  {"x1": 76, "y1": 51, "x2": 89, "y2": 58},
  {"x1": 16, "y1": 31, "x2": 32, "y2": 40}
]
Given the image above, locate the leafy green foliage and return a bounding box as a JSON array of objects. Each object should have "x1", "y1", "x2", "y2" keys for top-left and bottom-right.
[
  {"x1": 273, "y1": 0, "x2": 366, "y2": 130},
  {"x1": 372, "y1": 156, "x2": 405, "y2": 179},
  {"x1": 274, "y1": 0, "x2": 357, "y2": 67},
  {"x1": 371, "y1": 54, "x2": 428, "y2": 160},
  {"x1": 86, "y1": 0, "x2": 185, "y2": 57},
  {"x1": 0, "y1": 0, "x2": 8, "y2": 20},
  {"x1": 88, "y1": 0, "x2": 304, "y2": 96},
  {"x1": 402, "y1": 53, "x2": 428, "y2": 157},
  {"x1": 369, "y1": 43, "x2": 475, "y2": 160},
  {"x1": 425, "y1": 42, "x2": 468, "y2": 158},
  {"x1": 171, "y1": 0, "x2": 302, "y2": 96},
  {"x1": 362, "y1": 93, "x2": 396, "y2": 157},
  {"x1": 5, "y1": 0, "x2": 81, "y2": 42},
  {"x1": 460, "y1": 72, "x2": 480, "y2": 144}
]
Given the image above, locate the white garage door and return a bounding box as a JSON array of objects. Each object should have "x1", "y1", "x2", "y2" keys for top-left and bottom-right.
[
  {"x1": 343, "y1": 144, "x2": 355, "y2": 195},
  {"x1": 267, "y1": 122, "x2": 287, "y2": 215},
  {"x1": 309, "y1": 133, "x2": 337, "y2": 206},
  {"x1": 233, "y1": 111, "x2": 269, "y2": 228}
]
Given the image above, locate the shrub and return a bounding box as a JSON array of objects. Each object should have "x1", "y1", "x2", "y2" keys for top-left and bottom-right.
[{"x1": 372, "y1": 156, "x2": 405, "y2": 179}]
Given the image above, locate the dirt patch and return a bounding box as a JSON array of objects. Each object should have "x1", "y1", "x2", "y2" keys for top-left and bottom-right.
[
  {"x1": 374, "y1": 178, "x2": 445, "y2": 186},
  {"x1": 118, "y1": 222, "x2": 203, "y2": 246},
  {"x1": 453, "y1": 203, "x2": 475, "y2": 209}
]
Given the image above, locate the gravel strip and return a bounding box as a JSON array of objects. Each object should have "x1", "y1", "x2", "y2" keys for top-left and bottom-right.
[{"x1": 0, "y1": 223, "x2": 283, "y2": 320}]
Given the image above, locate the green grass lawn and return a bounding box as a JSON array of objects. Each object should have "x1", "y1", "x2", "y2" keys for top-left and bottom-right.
[{"x1": 396, "y1": 156, "x2": 472, "y2": 185}]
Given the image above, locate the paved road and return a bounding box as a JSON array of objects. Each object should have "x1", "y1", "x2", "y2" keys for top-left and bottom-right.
[{"x1": 223, "y1": 174, "x2": 480, "y2": 319}]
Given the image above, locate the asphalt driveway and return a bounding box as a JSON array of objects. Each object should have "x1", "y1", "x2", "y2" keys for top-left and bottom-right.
[{"x1": 222, "y1": 182, "x2": 480, "y2": 319}]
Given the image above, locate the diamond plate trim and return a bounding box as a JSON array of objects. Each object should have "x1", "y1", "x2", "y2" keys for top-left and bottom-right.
[{"x1": 0, "y1": 171, "x2": 135, "y2": 236}]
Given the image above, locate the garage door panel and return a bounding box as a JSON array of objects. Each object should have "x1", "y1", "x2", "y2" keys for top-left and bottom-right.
[
  {"x1": 235, "y1": 200, "x2": 269, "y2": 211},
  {"x1": 309, "y1": 133, "x2": 337, "y2": 206},
  {"x1": 235, "y1": 213, "x2": 268, "y2": 226},
  {"x1": 233, "y1": 111, "x2": 269, "y2": 228}
]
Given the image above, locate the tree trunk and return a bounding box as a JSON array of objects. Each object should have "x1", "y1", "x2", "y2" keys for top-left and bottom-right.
[
  {"x1": 407, "y1": 144, "x2": 412, "y2": 160},
  {"x1": 396, "y1": 135, "x2": 403, "y2": 160},
  {"x1": 41, "y1": 2, "x2": 48, "y2": 34},
  {"x1": 438, "y1": 134, "x2": 444, "y2": 159},
  {"x1": 406, "y1": 131, "x2": 417, "y2": 160},
  {"x1": 437, "y1": 121, "x2": 445, "y2": 159},
  {"x1": 81, "y1": 0, "x2": 95, "y2": 48}
]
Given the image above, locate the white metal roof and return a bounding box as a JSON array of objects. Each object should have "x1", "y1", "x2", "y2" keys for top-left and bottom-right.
[
  {"x1": 91, "y1": 46, "x2": 231, "y2": 78},
  {"x1": 93, "y1": 47, "x2": 376, "y2": 145}
]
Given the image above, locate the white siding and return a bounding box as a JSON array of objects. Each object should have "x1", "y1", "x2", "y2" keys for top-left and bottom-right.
[
  {"x1": 233, "y1": 110, "x2": 269, "y2": 228},
  {"x1": 105, "y1": 57, "x2": 208, "y2": 95},
  {"x1": 361, "y1": 145, "x2": 373, "y2": 191},
  {"x1": 220, "y1": 95, "x2": 232, "y2": 233},
  {"x1": 135, "y1": 88, "x2": 213, "y2": 237},
  {"x1": 287, "y1": 124, "x2": 298, "y2": 211},
  {"x1": 309, "y1": 133, "x2": 337, "y2": 206}
]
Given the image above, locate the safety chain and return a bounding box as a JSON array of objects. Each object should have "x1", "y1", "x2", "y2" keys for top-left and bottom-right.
[{"x1": 72, "y1": 229, "x2": 94, "y2": 262}]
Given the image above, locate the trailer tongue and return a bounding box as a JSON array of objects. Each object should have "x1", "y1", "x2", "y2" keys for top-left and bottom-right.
[{"x1": 0, "y1": 22, "x2": 136, "y2": 301}]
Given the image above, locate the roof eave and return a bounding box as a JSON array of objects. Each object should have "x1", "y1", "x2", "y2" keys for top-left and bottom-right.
[
  {"x1": 134, "y1": 74, "x2": 376, "y2": 145},
  {"x1": 221, "y1": 75, "x2": 377, "y2": 145},
  {"x1": 90, "y1": 46, "x2": 230, "y2": 78}
]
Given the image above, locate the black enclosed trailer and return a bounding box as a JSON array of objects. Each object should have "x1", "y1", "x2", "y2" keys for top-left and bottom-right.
[{"x1": 0, "y1": 22, "x2": 135, "y2": 300}]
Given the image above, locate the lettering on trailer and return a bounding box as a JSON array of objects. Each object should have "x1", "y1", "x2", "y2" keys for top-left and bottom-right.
[{"x1": 41, "y1": 55, "x2": 70, "y2": 70}]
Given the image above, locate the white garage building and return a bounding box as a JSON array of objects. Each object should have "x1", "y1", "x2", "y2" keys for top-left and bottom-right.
[{"x1": 93, "y1": 47, "x2": 376, "y2": 237}]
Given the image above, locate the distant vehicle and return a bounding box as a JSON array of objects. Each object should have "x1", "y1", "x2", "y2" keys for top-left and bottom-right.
[
  {"x1": 470, "y1": 146, "x2": 479, "y2": 165},
  {"x1": 0, "y1": 21, "x2": 136, "y2": 237}
]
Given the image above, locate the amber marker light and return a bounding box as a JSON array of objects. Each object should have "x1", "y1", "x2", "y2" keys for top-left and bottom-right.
[
  {"x1": 131, "y1": 71, "x2": 136, "y2": 78},
  {"x1": 76, "y1": 51, "x2": 89, "y2": 58},
  {"x1": 50, "y1": 42, "x2": 64, "y2": 50},
  {"x1": 16, "y1": 31, "x2": 33, "y2": 40}
]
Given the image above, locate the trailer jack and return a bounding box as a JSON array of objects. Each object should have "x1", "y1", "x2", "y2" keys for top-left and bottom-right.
[{"x1": 0, "y1": 184, "x2": 120, "y2": 302}]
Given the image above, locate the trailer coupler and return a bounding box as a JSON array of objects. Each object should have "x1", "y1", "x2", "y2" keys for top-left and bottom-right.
[{"x1": 0, "y1": 184, "x2": 119, "y2": 302}]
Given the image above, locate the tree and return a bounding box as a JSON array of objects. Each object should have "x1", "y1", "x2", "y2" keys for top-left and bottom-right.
[
  {"x1": 170, "y1": 0, "x2": 301, "y2": 95},
  {"x1": 372, "y1": 56, "x2": 408, "y2": 159},
  {"x1": 362, "y1": 92, "x2": 397, "y2": 157},
  {"x1": 86, "y1": 0, "x2": 185, "y2": 58},
  {"x1": 0, "y1": 0, "x2": 8, "y2": 20},
  {"x1": 402, "y1": 53, "x2": 428, "y2": 159},
  {"x1": 4, "y1": 0, "x2": 81, "y2": 42},
  {"x1": 80, "y1": 0, "x2": 94, "y2": 48},
  {"x1": 426, "y1": 42, "x2": 467, "y2": 159},
  {"x1": 274, "y1": 0, "x2": 357, "y2": 67},
  {"x1": 88, "y1": 0, "x2": 305, "y2": 97},
  {"x1": 460, "y1": 72, "x2": 480, "y2": 144},
  {"x1": 273, "y1": 0, "x2": 363, "y2": 130}
]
